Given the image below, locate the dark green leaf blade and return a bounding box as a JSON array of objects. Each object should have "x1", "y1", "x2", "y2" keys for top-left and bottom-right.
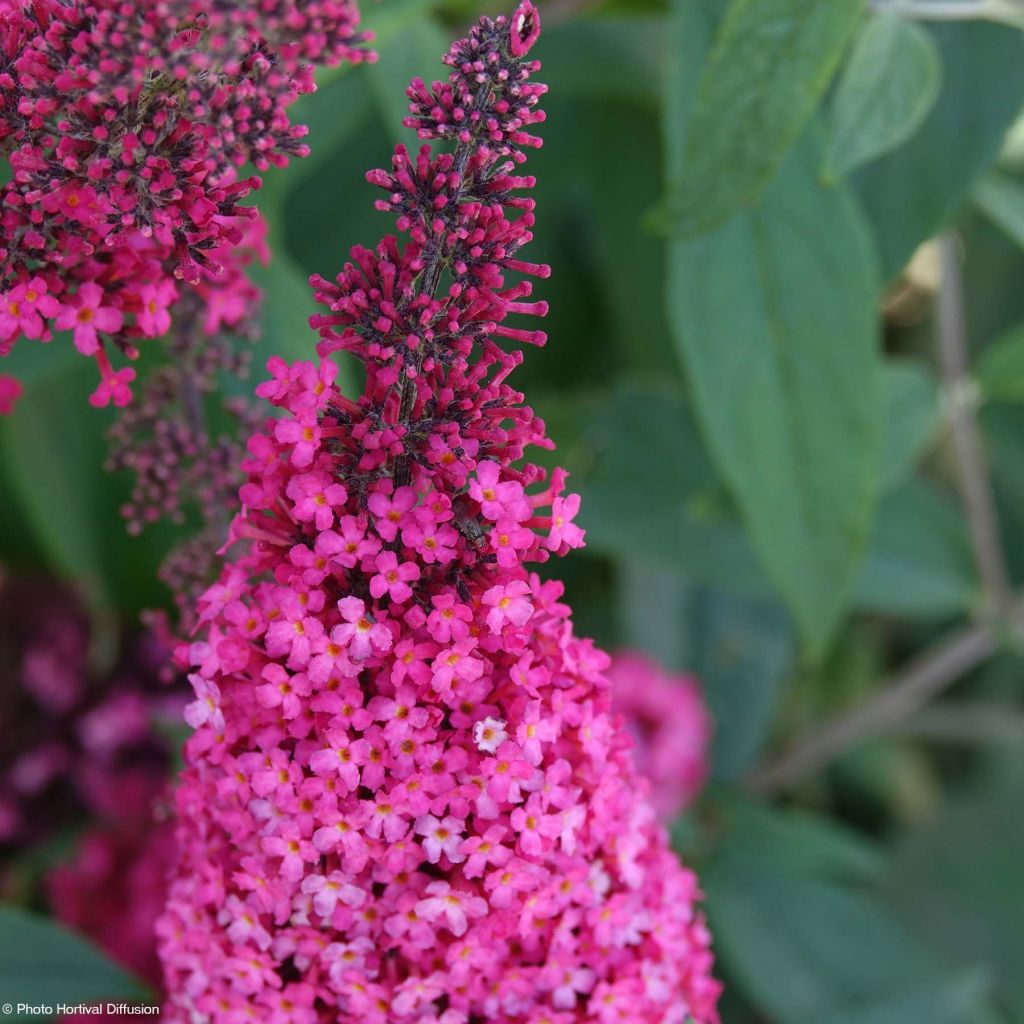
[
  {"x1": 853, "y1": 21, "x2": 1024, "y2": 281},
  {"x1": 977, "y1": 319, "x2": 1024, "y2": 401},
  {"x1": 853, "y1": 482, "x2": 976, "y2": 616},
  {"x1": 667, "y1": 130, "x2": 884, "y2": 656},
  {"x1": 973, "y1": 171, "x2": 1024, "y2": 252},
  {"x1": 659, "y1": 0, "x2": 863, "y2": 238},
  {"x1": 824, "y1": 12, "x2": 941, "y2": 181},
  {"x1": 820, "y1": 969, "x2": 994, "y2": 1024},
  {"x1": 0, "y1": 906, "x2": 150, "y2": 1015},
  {"x1": 879, "y1": 358, "x2": 940, "y2": 490}
]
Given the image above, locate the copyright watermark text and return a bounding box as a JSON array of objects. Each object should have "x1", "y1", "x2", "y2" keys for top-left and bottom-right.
[{"x1": 2, "y1": 1004, "x2": 160, "y2": 1017}]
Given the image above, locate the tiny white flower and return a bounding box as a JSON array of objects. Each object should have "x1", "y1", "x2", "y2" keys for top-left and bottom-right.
[{"x1": 473, "y1": 716, "x2": 508, "y2": 753}]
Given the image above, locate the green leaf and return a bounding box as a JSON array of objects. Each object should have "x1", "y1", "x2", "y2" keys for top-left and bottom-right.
[
  {"x1": 689, "y1": 589, "x2": 796, "y2": 781},
  {"x1": 713, "y1": 798, "x2": 884, "y2": 882},
  {"x1": 824, "y1": 12, "x2": 941, "y2": 181},
  {"x1": 977, "y1": 319, "x2": 1024, "y2": 401},
  {"x1": 365, "y1": 19, "x2": 450, "y2": 139},
  {"x1": 879, "y1": 767, "x2": 1024, "y2": 1019},
  {"x1": 542, "y1": 16, "x2": 669, "y2": 106},
  {"x1": 704, "y1": 841, "x2": 936, "y2": 1024},
  {"x1": 880, "y1": 358, "x2": 940, "y2": 490},
  {"x1": 973, "y1": 171, "x2": 1024, "y2": 252},
  {"x1": 819, "y1": 970, "x2": 994, "y2": 1024},
  {"x1": 853, "y1": 21, "x2": 1024, "y2": 281},
  {"x1": 667, "y1": 130, "x2": 884, "y2": 657},
  {"x1": 571, "y1": 383, "x2": 774, "y2": 597},
  {"x1": 658, "y1": 0, "x2": 863, "y2": 238},
  {"x1": 853, "y1": 482, "x2": 976, "y2": 616},
  {"x1": 0, "y1": 906, "x2": 150, "y2": 1015},
  {"x1": 0, "y1": 364, "x2": 117, "y2": 611}
]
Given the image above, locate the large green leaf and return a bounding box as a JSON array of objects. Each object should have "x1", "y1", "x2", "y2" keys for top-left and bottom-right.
[
  {"x1": 667, "y1": 129, "x2": 883, "y2": 656},
  {"x1": 879, "y1": 358, "x2": 940, "y2": 491},
  {"x1": 820, "y1": 970, "x2": 995, "y2": 1024},
  {"x1": 658, "y1": 0, "x2": 863, "y2": 238},
  {"x1": 688, "y1": 589, "x2": 796, "y2": 781},
  {"x1": 571, "y1": 383, "x2": 774, "y2": 597},
  {"x1": 703, "y1": 807, "x2": 992, "y2": 1024},
  {"x1": 977, "y1": 319, "x2": 1024, "y2": 401},
  {"x1": 853, "y1": 482, "x2": 976, "y2": 617},
  {"x1": 879, "y1": 767, "x2": 1024, "y2": 1019},
  {"x1": 365, "y1": 18, "x2": 449, "y2": 138},
  {"x1": 0, "y1": 360, "x2": 171, "y2": 617},
  {"x1": 973, "y1": 171, "x2": 1024, "y2": 253},
  {"x1": 824, "y1": 12, "x2": 941, "y2": 181},
  {"x1": 853, "y1": 21, "x2": 1024, "y2": 281},
  {"x1": 0, "y1": 906, "x2": 149, "y2": 1016},
  {"x1": 542, "y1": 16, "x2": 668, "y2": 106}
]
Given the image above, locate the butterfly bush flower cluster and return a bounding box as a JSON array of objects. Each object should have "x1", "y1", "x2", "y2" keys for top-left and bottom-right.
[
  {"x1": 106, "y1": 217, "x2": 268, "y2": 626},
  {"x1": 0, "y1": 0, "x2": 370, "y2": 406},
  {"x1": 0, "y1": 574, "x2": 180, "y2": 853},
  {"x1": 608, "y1": 652, "x2": 711, "y2": 821},
  {"x1": 159, "y1": 6, "x2": 720, "y2": 1022}
]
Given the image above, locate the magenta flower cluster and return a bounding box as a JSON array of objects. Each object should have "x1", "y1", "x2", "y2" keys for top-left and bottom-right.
[
  {"x1": 0, "y1": 0, "x2": 369, "y2": 406},
  {"x1": 158, "y1": 5, "x2": 720, "y2": 1022},
  {"x1": 608, "y1": 652, "x2": 712, "y2": 822}
]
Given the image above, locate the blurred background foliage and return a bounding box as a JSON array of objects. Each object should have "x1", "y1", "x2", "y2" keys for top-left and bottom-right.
[{"x1": 3, "y1": 0, "x2": 1024, "y2": 1020}]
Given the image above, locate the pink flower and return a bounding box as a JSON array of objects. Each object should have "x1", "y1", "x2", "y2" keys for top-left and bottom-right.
[
  {"x1": 367, "y1": 486, "x2": 417, "y2": 541},
  {"x1": 368, "y1": 550, "x2": 420, "y2": 604},
  {"x1": 275, "y1": 413, "x2": 321, "y2": 467},
  {"x1": 183, "y1": 675, "x2": 224, "y2": 733},
  {"x1": 0, "y1": 375, "x2": 22, "y2": 416},
  {"x1": 607, "y1": 651, "x2": 712, "y2": 820},
  {"x1": 481, "y1": 580, "x2": 533, "y2": 633},
  {"x1": 332, "y1": 597, "x2": 392, "y2": 661},
  {"x1": 469, "y1": 461, "x2": 530, "y2": 521},
  {"x1": 0, "y1": 278, "x2": 60, "y2": 340},
  {"x1": 490, "y1": 518, "x2": 535, "y2": 568},
  {"x1": 414, "y1": 814, "x2": 465, "y2": 864},
  {"x1": 548, "y1": 492, "x2": 586, "y2": 551},
  {"x1": 55, "y1": 283, "x2": 124, "y2": 356},
  {"x1": 136, "y1": 281, "x2": 176, "y2": 337},
  {"x1": 287, "y1": 472, "x2": 349, "y2": 531},
  {"x1": 415, "y1": 881, "x2": 487, "y2": 938},
  {"x1": 401, "y1": 519, "x2": 458, "y2": 565}
]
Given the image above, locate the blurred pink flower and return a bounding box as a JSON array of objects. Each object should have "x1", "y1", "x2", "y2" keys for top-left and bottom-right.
[{"x1": 609, "y1": 651, "x2": 712, "y2": 820}]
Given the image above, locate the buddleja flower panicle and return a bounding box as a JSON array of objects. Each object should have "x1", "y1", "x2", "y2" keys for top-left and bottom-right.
[
  {"x1": 0, "y1": 0, "x2": 370, "y2": 405},
  {"x1": 158, "y1": 5, "x2": 721, "y2": 1022}
]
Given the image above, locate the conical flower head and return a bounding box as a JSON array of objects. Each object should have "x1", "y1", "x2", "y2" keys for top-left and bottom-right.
[{"x1": 158, "y1": 5, "x2": 720, "y2": 1021}]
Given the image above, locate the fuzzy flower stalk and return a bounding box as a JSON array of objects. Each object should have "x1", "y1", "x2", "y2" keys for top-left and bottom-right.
[
  {"x1": 0, "y1": 0, "x2": 370, "y2": 406},
  {"x1": 159, "y1": 6, "x2": 721, "y2": 1022}
]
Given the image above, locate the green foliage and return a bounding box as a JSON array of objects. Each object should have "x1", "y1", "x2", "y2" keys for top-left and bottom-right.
[
  {"x1": 4, "y1": 0, "x2": 1024, "y2": 1015},
  {"x1": 0, "y1": 906, "x2": 150, "y2": 1015},
  {"x1": 977, "y1": 319, "x2": 1024, "y2": 401},
  {"x1": 974, "y1": 171, "x2": 1024, "y2": 253},
  {"x1": 824, "y1": 12, "x2": 941, "y2": 181},
  {"x1": 702, "y1": 803, "x2": 999, "y2": 1024},
  {"x1": 880, "y1": 764, "x2": 1024, "y2": 1019},
  {"x1": 667, "y1": 129, "x2": 883, "y2": 656},
  {"x1": 853, "y1": 21, "x2": 1024, "y2": 281},
  {"x1": 853, "y1": 482, "x2": 976, "y2": 616},
  {"x1": 879, "y1": 359, "x2": 940, "y2": 491},
  {"x1": 657, "y1": 0, "x2": 863, "y2": 238}
]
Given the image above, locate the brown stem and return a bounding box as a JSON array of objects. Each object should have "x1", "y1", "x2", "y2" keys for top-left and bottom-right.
[
  {"x1": 936, "y1": 233, "x2": 1011, "y2": 617},
  {"x1": 748, "y1": 594, "x2": 1024, "y2": 794}
]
